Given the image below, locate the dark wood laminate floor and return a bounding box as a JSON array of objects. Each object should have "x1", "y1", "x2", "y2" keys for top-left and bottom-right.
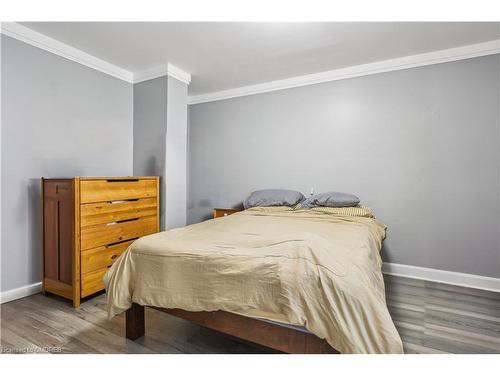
[{"x1": 1, "y1": 275, "x2": 499, "y2": 354}]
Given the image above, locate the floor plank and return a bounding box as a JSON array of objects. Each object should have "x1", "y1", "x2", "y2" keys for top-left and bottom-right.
[{"x1": 1, "y1": 275, "x2": 499, "y2": 354}]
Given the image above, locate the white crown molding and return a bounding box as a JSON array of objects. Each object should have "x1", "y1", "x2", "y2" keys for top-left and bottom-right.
[
  {"x1": 383, "y1": 263, "x2": 500, "y2": 293},
  {"x1": 132, "y1": 63, "x2": 191, "y2": 85},
  {"x1": 188, "y1": 39, "x2": 500, "y2": 105},
  {"x1": 1, "y1": 22, "x2": 134, "y2": 83},
  {"x1": 0, "y1": 282, "x2": 42, "y2": 304},
  {"x1": 0, "y1": 22, "x2": 497, "y2": 104},
  {"x1": 167, "y1": 63, "x2": 191, "y2": 85},
  {"x1": 132, "y1": 64, "x2": 169, "y2": 83},
  {"x1": 1, "y1": 22, "x2": 193, "y2": 86}
]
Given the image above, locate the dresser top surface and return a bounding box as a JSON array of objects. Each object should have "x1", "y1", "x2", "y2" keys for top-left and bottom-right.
[{"x1": 42, "y1": 176, "x2": 159, "y2": 181}]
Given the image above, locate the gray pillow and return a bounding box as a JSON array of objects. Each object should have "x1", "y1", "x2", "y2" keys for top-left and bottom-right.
[
  {"x1": 243, "y1": 189, "x2": 305, "y2": 209},
  {"x1": 302, "y1": 192, "x2": 360, "y2": 208}
]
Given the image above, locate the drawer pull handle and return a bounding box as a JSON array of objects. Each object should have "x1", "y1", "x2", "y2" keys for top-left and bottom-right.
[
  {"x1": 111, "y1": 255, "x2": 117, "y2": 260},
  {"x1": 117, "y1": 218, "x2": 139, "y2": 224},
  {"x1": 105, "y1": 237, "x2": 139, "y2": 248},
  {"x1": 106, "y1": 179, "x2": 139, "y2": 182},
  {"x1": 106, "y1": 218, "x2": 139, "y2": 226},
  {"x1": 107, "y1": 265, "x2": 112, "y2": 268},
  {"x1": 107, "y1": 198, "x2": 139, "y2": 204}
]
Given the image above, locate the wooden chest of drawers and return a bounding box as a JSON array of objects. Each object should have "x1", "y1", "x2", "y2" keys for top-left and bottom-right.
[{"x1": 42, "y1": 176, "x2": 160, "y2": 307}]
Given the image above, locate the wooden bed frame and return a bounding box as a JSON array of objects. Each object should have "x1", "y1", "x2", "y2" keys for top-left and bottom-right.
[{"x1": 125, "y1": 303, "x2": 338, "y2": 354}]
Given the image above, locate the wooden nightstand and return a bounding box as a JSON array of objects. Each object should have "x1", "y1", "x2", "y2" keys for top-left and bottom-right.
[{"x1": 213, "y1": 208, "x2": 241, "y2": 219}]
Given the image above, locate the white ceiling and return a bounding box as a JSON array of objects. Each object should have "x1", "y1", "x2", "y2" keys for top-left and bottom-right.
[{"x1": 20, "y1": 22, "x2": 500, "y2": 96}]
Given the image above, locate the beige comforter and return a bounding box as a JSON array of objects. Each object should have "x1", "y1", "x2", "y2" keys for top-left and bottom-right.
[{"x1": 104, "y1": 208, "x2": 403, "y2": 354}]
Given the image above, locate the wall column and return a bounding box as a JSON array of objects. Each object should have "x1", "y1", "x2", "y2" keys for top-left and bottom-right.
[
  {"x1": 133, "y1": 64, "x2": 190, "y2": 230},
  {"x1": 164, "y1": 76, "x2": 189, "y2": 229}
]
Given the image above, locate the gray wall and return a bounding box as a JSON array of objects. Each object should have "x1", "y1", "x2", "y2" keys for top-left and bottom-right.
[
  {"x1": 133, "y1": 76, "x2": 168, "y2": 228},
  {"x1": 1, "y1": 35, "x2": 133, "y2": 292},
  {"x1": 189, "y1": 55, "x2": 500, "y2": 278}
]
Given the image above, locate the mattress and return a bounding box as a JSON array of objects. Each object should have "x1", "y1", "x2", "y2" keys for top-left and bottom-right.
[{"x1": 104, "y1": 207, "x2": 403, "y2": 353}]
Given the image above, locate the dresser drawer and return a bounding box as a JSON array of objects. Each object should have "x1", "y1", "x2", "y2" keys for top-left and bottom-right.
[
  {"x1": 81, "y1": 268, "x2": 108, "y2": 298},
  {"x1": 80, "y1": 215, "x2": 157, "y2": 250},
  {"x1": 80, "y1": 197, "x2": 157, "y2": 227},
  {"x1": 81, "y1": 239, "x2": 133, "y2": 274},
  {"x1": 80, "y1": 178, "x2": 157, "y2": 204}
]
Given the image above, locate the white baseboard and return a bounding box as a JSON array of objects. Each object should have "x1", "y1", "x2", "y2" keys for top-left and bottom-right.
[
  {"x1": 1, "y1": 264, "x2": 498, "y2": 304},
  {"x1": 0, "y1": 282, "x2": 42, "y2": 304},
  {"x1": 382, "y1": 263, "x2": 500, "y2": 293}
]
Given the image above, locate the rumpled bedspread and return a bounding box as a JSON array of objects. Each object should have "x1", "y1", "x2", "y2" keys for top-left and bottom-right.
[{"x1": 104, "y1": 208, "x2": 403, "y2": 353}]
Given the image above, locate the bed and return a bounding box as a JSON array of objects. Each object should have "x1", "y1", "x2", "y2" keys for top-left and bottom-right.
[{"x1": 104, "y1": 206, "x2": 403, "y2": 354}]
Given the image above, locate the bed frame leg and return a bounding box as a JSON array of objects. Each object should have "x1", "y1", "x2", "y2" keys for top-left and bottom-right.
[{"x1": 126, "y1": 303, "x2": 145, "y2": 340}]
